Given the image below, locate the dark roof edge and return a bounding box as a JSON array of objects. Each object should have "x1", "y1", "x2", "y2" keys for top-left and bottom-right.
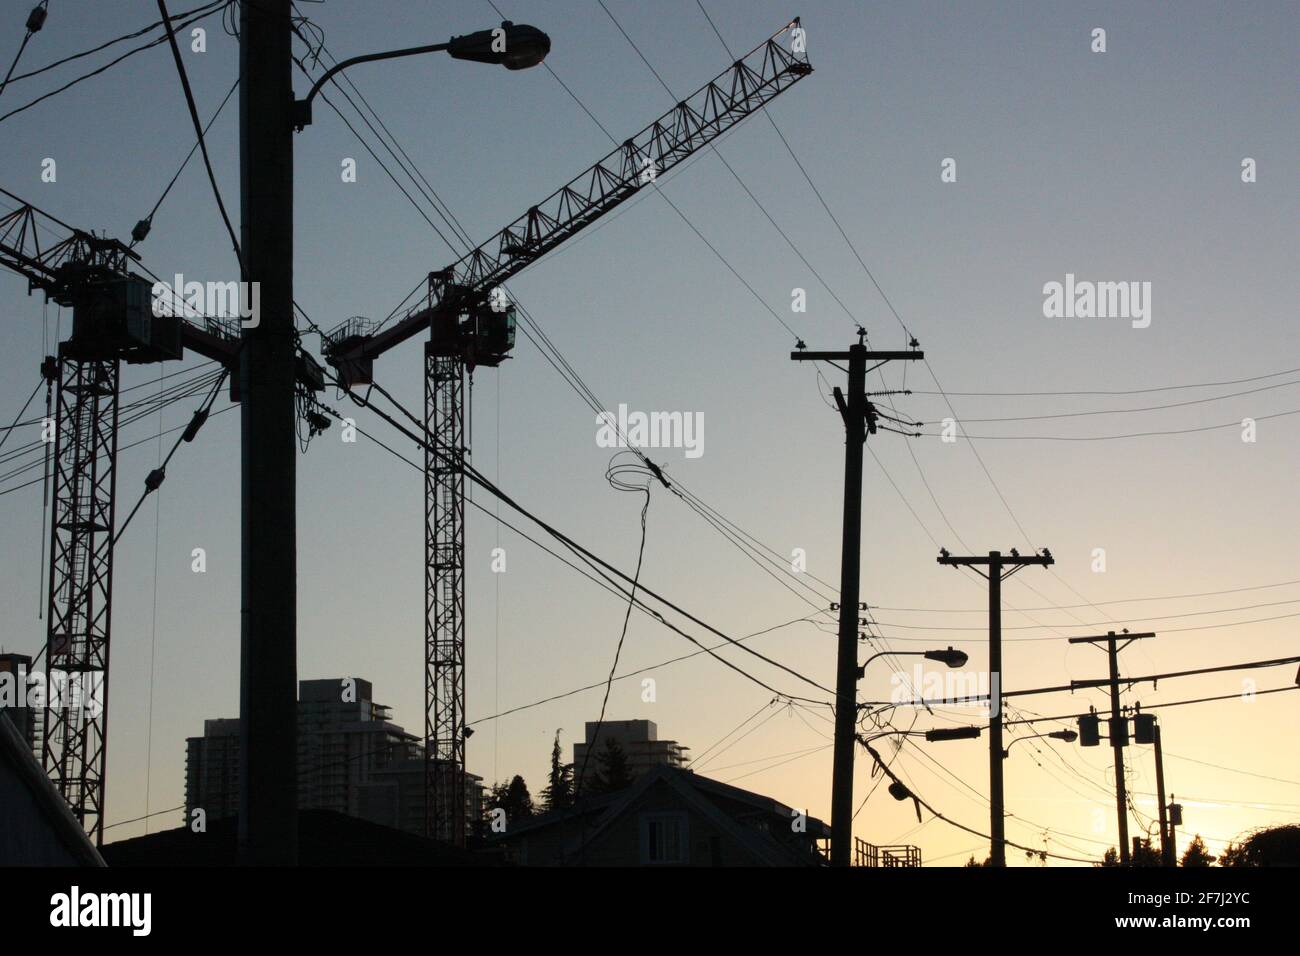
[{"x1": 0, "y1": 711, "x2": 105, "y2": 866}]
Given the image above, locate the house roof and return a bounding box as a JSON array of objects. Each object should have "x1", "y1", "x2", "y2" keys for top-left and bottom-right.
[
  {"x1": 101, "y1": 809, "x2": 498, "y2": 866},
  {"x1": 492, "y1": 765, "x2": 829, "y2": 865},
  {"x1": 0, "y1": 711, "x2": 104, "y2": 866}
]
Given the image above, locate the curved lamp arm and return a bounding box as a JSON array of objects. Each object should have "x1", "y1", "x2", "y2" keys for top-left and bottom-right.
[{"x1": 292, "y1": 22, "x2": 549, "y2": 130}]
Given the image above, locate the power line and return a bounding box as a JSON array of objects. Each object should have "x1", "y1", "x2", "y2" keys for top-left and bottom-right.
[
  {"x1": 927, "y1": 378, "x2": 1300, "y2": 423},
  {"x1": 0, "y1": 1, "x2": 223, "y2": 125},
  {"x1": 596, "y1": 0, "x2": 860, "y2": 333},
  {"x1": 911, "y1": 366, "x2": 1300, "y2": 398},
  {"x1": 112, "y1": 368, "x2": 227, "y2": 543},
  {"x1": 155, "y1": 0, "x2": 243, "y2": 273},
  {"x1": 587, "y1": 3, "x2": 943, "y2": 702},
  {"x1": 867, "y1": 654, "x2": 1300, "y2": 707},
  {"x1": 0, "y1": 1, "x2": 48, "y2": 101},
  {"x1": 857, "y1": 738, "x2": 1097, "y2": 864},
  {"x1": 285, "y1": 14, "x2": 841, "y2": 697},
  {"x1": 0, "y1": 400, "x2": 236, "y2": 498},
  {"x1": 487, "y1": 0, "x2": 802, "y2": 343},
  {"x1": 0, "y1": 366, "x2": 225, "y2": 480},
  {"x1": 352, "y1": 378, "x2": 835, "y2": 699},
  {"x1": 720, "y1": 742, "x2": 831, "y2": 785},
  {"x1": 1160, "y1": 751, "x2": 1300, "y2": 788},
  {"x1": 314, "y1": 384, "x2": 833, "y2": 706},
  {"x1": 870, "y1": 597, "x2": 1300, "y2": 631},
  {"x1": 867, "y1": 578, "x2": 1300, "y2": 613},
  {"x1": 695, "y1": 1, "x2": 1123, "y2": 642},
  {"x1": 1000, "y1": 685, "x2": 1299, "y2": 728},
  {"x1": 916, "y1": 408, "x2": 1300, "y2": 442},
  {"x1": 575, "y1": 456, "x2": 654, "y2": 800},
  {"x1": 689, "y1": 699, "x2": 777, "y2": 770},
  {"x1": 131, "y1": 76, "x2": 239, "y2": 247},
  {"x1": 0, "y1": 376, "x2": 42, "y2": 453},
  {"x1": 4, "y1": 0, "x2": 217, "y2": 88}
]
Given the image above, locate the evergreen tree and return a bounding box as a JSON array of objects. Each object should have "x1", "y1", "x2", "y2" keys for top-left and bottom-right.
[
  {"x1": 1181, "y1": 834, "x2": 1216, "y2": 867},
  {"x1": 486, "y1": 774, "x2": 535, "y2": 823},
  {"x1": 541, "y1": 729, "x2": 573, "y2": 811},
  {"x1": 1131, "y1": 838, "x2": 1163, "y2": 867},
  {"x1": 594, "y1": 736, "x2": 633, "y2": 794},
  {"x1": 1218, "y1": 841, "x2": 1248, "y2": 867},
  {"x1": 1098, "y1": 841, "x2": 1164, "y2": 867}
]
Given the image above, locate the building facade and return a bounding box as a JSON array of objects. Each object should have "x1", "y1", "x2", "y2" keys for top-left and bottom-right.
[
  {"x1": 571, "y1": 719, "x2": 688, "y2": 791},
  {"x1": 184, "y1": 677, "x2": 482, "y2": 841}
]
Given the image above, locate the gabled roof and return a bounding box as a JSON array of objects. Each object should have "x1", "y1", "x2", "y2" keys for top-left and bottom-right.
[{"x1": 492, "y1": 765, "x2": 829, "y2": 866}]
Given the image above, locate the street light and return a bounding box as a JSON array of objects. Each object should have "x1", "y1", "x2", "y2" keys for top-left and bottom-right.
[
  {"x1": 923, "y1": 646, "x2": 969, "y2": 668},
  {"x1": 855, "y1": 645, "x2": 968, "y2": 680},
  {"x1": 1002, "y1": 729, "x2": 1077, "y2": 758},
  {"x1": 292, "y1": 21, "x2": 551, "y2": 129}
]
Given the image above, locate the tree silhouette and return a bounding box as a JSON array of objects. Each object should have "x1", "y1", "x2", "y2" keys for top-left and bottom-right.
[
  {"x1": 540, "y1": 729, "x2": 573, "y2": 811},
  {"x1": 486, "y1": 774, "x2": 534, "y2": 823},
  {"x1": 1097, "y1": 839, "x2": 1163, "y2": 867},
  {"x1": 1131, "y1": 838, "x2": 1162, "y2": 867},
  {"x1": 1218, "y1": 824, "x2": 1300, "y2": 866},
  {"x1": 1181, "y1": 834, "x2": 1216, "y2": 867},
  {"x1": 593, "y1": 736, "x2": 633, "y2": 794}
]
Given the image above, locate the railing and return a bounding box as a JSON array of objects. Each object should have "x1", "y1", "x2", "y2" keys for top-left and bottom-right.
[{"x1": 855, "y1": 838, "x2": 922, "y2": 867}]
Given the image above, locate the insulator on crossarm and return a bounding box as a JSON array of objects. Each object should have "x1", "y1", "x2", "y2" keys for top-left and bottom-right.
[{"x1": 182, "y1": 408, "x2": 209, "y2": 442}]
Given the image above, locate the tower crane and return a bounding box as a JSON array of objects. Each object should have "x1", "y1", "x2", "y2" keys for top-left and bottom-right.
[
  {"x1": 0, "y1": 189, "x2": 323, "y2": 844},
  {"x1": 321, "y1": 20, "x2": 812, "y2": 843}
]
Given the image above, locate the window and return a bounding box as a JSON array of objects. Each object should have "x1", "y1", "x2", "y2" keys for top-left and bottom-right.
[{"x1": 641, "y1": 813, "x2": 687, "y2": 864}]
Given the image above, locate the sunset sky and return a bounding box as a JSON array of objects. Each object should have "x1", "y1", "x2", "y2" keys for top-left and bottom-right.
[{"x1": 1, "y1": 0, "x2": 1296, "y2": 866}]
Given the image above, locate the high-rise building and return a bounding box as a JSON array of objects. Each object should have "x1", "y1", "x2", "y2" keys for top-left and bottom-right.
[
  {"x1": 184, "y1": 677, "x2": 482, "y2": 841},
  {"x1": 572, "y1": 719, "x2": 689, "y2": 791},
  {"x1": 0, "y1": 654, "x2": 35, "y2": 751}
]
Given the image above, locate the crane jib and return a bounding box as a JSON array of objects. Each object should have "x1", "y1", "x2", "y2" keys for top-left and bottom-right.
[{"x1": 326, "y1": 22, "x2": 813, "y2": 376}]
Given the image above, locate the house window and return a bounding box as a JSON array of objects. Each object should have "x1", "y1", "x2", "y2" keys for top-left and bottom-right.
[{"x1": 640, "y1": 813, "x2": 687, "y2": 864}]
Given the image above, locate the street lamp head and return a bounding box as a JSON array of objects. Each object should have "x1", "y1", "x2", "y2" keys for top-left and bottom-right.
[
  {"x1": 449, "y1": 21, "x2": 551, "y2": 70},
  {"x1": 1051, "y1": 730, "x2": 1078, "y2": 743},
  {"x1": 923, "y1": 646, "x2": 969, "y2": 668}
]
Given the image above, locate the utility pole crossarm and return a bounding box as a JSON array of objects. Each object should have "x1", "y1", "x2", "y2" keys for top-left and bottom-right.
[
  {"x1": 937, "y1": 553, "x2": 1053, "y2": 567},
  {"x1": 1067, "y1": 631, "x2": 1157, "y2": 644},
  {"x1": 326, "y1": 21, "x2": 812, "y2": 375},
  {"x1": 791, "y1": 350, "x2": 924, "y2": 361}
]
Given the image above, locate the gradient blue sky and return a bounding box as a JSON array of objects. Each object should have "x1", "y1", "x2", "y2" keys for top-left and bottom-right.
[{"x1": 1, "y1": 0, "x2": 1296, "y2": 865}]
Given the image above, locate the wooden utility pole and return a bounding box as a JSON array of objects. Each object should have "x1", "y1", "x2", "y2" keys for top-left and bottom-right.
[
  {"x1": 937, "y1": 548, "x2": 1054, "y2": 866},
  {"x1": 1067, "y1": 630, "x2": 1156, "y2": 866},
  {"x1": 1152, "y1": 720, "x2": 1173, "y2": 865},
  {"x1": 792, "y1": 332, "x2": 923, "y2": 866}
]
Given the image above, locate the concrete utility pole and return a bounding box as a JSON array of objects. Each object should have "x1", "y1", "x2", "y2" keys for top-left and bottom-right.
[
  {"x1": 238, "y1": 0, "x2": 298, "y2": 866},
  {"x1": 937, "y1": 548, "x2": 1054, "y2": 867},
  {"x1": 1068, "y1": 630, "x2": 1156, "y2": 866},
  {"x1": 792, "y1": 332, "x2": 923, "y2": 866}
]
